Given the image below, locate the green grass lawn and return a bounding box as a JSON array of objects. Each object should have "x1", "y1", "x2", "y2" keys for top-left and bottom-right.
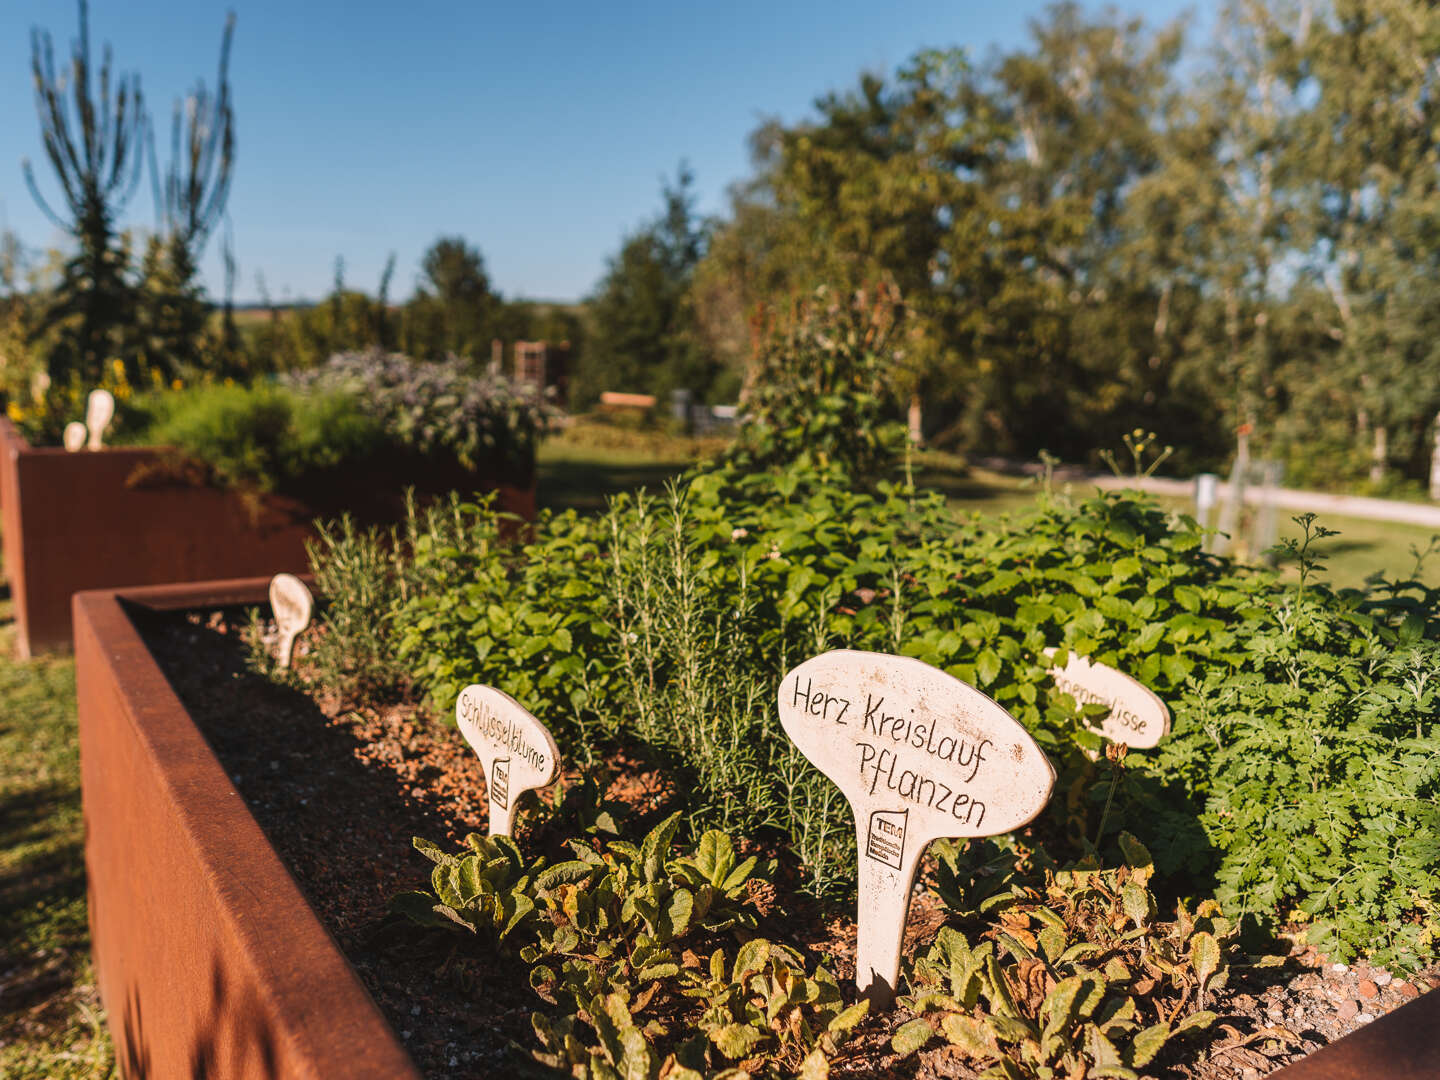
[{"x1": 0, "y1": 584, "x2": 114, "y2": 1078}]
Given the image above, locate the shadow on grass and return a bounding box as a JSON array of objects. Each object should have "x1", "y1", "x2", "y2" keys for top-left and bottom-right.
[
  {"x1": 538, "y1": 459, "x2": 694, "y2": 513},
  {"x1": 0, "y1": 782, "x2": 89, "y2": 1036}
]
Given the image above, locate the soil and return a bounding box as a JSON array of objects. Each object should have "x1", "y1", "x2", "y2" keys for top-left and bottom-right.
[{"x1": 134, "y1": 606, "x2": 1439, "y2": 1080}]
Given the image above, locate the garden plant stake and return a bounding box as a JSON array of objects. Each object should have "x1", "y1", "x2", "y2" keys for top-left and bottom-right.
[
  {"x1": 268, "y1": 573, "x2": 313, "y2": 669},
  {"x1": 778, "y1": 650, "x2": 1055, "y2": 1007},
  {"x1": 1044, "y1": 647, "x2": 1171, "y2": 748},
  {"x1": 455, "y1": 684, "x2": 560, "y2": 836},
  {"x1": 85, "y1": 388, "x2": 114, "y2": 449},
  {"x1": 62, "y1": 421, "x2": 86, "y2": 452}
]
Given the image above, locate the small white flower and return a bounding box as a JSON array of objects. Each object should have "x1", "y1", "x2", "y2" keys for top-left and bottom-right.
[
  {"x1": 731, "y1": 527, "x2": 749, "y2": 540},
  {"x1": 767, "y1": 546, "x2": 781, "y2": 560}
]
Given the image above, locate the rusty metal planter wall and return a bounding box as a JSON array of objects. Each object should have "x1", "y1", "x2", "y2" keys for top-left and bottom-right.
[
  {"x1": 1, "y1": 417, "x2": 534, "y2": 656},
  {"x1": 73, "y1": 579, "x2": 1438, "y2": 1080},
  {"x1": 74, "y1": 579, "x2": 423, "y2": 1080}
]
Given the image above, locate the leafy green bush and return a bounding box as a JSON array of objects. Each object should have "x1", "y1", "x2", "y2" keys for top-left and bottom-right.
[
  {"x1": 314, "y1": 460, "x2": 1439, "y2": 973},
  {"x1": 728, "y1": 284, "x2": 909, "y2": 478},
  {"x1": 122, "y1": 381, "x2": 387, "y2": 492}
]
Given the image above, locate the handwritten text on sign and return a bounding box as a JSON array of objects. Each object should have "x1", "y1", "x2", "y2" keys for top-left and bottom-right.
[
  {"x1": 779, "y1": 650, "x2": 1055, "y2": 1006},
  {"x1": 455, "y1": 684, "x2": 560, "y2": 837},
  {"x1": 1044, "y1": 648, "x2": 1170, "y2": 749}
]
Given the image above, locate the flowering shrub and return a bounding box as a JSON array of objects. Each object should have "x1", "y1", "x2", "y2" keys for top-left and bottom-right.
[{"x1": 286, "y1": 350, "x2": 555, "y2": 481}]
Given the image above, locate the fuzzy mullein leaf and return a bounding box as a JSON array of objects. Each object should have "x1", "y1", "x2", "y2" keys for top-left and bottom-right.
[
  {"x1": 659, "y1": 888, "x2": 694, "y2": 941},
  {"x1": 412, "y1": 836, "x2": 452, "y2": 865},
  {"x1": 891, "y1": 1018, "x2": 935, "y2": 1056},
  {"x1": 940, "y1": 1013, "x2": 996, "y2": 1059},
  {"x1": 456, "y1": 855, "x2": 483, "y2": 903},
  {"x1": 536, "y1": 860, "x2": 596, "y2": 891},
  {"x1": 732, "y1": 939, "x2": 771, "y2": 982},
  {"x1": 1190, "y1": 932, "x2": 1221, "y2": 998},
  {"x1": 1039, "y1": 975, "x2": 1084, "y2": 1044},
  {"x1": 710, "y1": 1023, "x2": 765, "y2": 1059},
  {"x1": 720, "y1": 855, "x2": 759, "y2": 895},
  {"x1": 798, "y1": 1047, "x2": 830, "y2": 1080},
  {"x1": 984, "y1": 954, "x2": 1019, "y2": 1018},
  {"x1": 984, "y1": 1014, "x2": 1035, "y2": 1044},
  {"x1": 693, "y1": 830, "x2": 734, "y2": 884},
  {"x1": 1122, "y1": 882, "x2": 1151, "y2": 930},
  {"x1": 499, "y1": 892, "x2": 535, "y2": 940},
  {"x1": 1128, "y1": 1023, "x2": 1170, "y2": 1067},
  {"x1": 640, "y1": 813, "x2": 682, "y2": 883},
  {"x1": 1038, "y1": 926, "x2": 1068, "y2": 965},
  {"x1": 1083, "y1": 1024, "x2": 1127, "y2": 1073},
  {"x1": 827, "y1": 1000, "x2": 869, "y2": 1035},
  {"x1": 1117, "y1": 833, "x2": 1153, "y2": 875},
  {"x1": 618, "y1": 1028, "x2": 654, "y2": 1080},
  {"x1": 1174, "y1": 1009, "x2": 1217, "y2": 1034}
]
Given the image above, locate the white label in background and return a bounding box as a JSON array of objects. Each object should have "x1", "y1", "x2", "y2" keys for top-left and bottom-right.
[
  {"x1": 1044, "y1": 648, "x2": 1170, "y2": 748},
  {"x1": 63, "y1": 422, "x2": 87, "y2": 453},
  {"x1": 778, "y1": 650, "x2": 1055, "y2": 1006},
  {"x1": 268, "y1": 573, "x2": 313, "y2": 669},
  {"x1": 455, "y1": 684, "x2": 560, "y2": 837},
  {"x1": 85, "y1": 388, "x2": 114, "y2": 450}
]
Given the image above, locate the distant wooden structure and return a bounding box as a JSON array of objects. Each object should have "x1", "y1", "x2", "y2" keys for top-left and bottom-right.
[
  {"x1": 493, "y1": 339, "x2": 570, "y2": 404},
  {"x1": 598, "y1": 392, "x2": 656, "y2": 415}
]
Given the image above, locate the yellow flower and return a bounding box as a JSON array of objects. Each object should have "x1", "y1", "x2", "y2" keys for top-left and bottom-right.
[
  {"x1": 171, "y1": 379, "x2": 183, "y2": 391},
  {"x1": 112, "y1": 358, "x2": 125, "y2": 378},
  {"x1": 6, "y1": 401, "x2": 23, "y2": 421}
]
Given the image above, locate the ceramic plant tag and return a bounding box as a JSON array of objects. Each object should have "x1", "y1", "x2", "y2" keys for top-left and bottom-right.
[
  {"x1": 1044, "y1": 648, "x2": 1170, "y2": 749},
  {"x1": 63, "y1": 421, "x2": 87, "y2": 452},
  {"x1": 268, "y1": 573, "x2": 313, "y2": 669},
  {"x1": 778, "y1": 650, "x2": 1055, "y2": 1006},
  {"x1": 455, "y1": 684, "x2": 560, "y2": 836},
  {"x1": 85, "y1": 388, "x2": 114, "y2": 450}
]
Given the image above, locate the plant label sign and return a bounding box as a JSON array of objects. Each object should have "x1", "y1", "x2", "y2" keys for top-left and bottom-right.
[
  {"x1": 268, "y1": 573, "x2": 313, "y2": 669},
  {"x1": 778, "y1": 650, "x2": 1055, "y2": 1006},
  {"x1": 85, "y1": 388, "x2": 114, "y2": 450},
  {"x1": 1044, "y1": 648, "x2": 1170, "y2": 748},
  {"x1": 455, "y1": 684, "x2": 560, "y2": 837},
  {"x1": 63, "y1": 422, "x2": 87, "y2": 453}
]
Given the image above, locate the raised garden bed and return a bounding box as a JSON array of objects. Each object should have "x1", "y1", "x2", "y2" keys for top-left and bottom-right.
[
  {"x1": 3, "y1": 416, "x2": 533, "y2": 656},
  {"x1": 75, "y1": 578, "x2": 1440, "y2": 1080}
]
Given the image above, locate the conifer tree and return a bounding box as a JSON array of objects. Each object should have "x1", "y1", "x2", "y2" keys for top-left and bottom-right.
[{"x1": 23, "y1": 0, "x2": 146, "y2": 388}]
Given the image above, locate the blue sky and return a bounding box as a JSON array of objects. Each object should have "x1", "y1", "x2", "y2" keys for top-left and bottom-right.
[{"x1": 0, "y1": 1, "x2": 1203, "y2": 304}]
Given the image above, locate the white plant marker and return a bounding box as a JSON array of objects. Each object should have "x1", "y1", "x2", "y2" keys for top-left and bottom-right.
[
  {"x1": 778, "y1": 649, "x2": 1055, "y2": 1006},
  {"x1": 62, "y1": 421, "x2": 87, "y2": 453},
  {"x1": 1044, "y1": 648, "x2": 1170, "y2": 749},
  {"x1": 268, "y1": 573, "x2": 313, "y2": 669},
  {"x1": 455, "y1": 684, "x2": 560, "y2": 837},
  {"x1": 85, "y1": 388, "x2": 114, "y2": 450}
]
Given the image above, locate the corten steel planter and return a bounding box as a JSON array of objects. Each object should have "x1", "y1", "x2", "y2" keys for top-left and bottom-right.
[
  {"x1": 73, "y1": 579, "x2": 1439, "y2": 1080},
  {"x1": 1, "y1": 416, "x2": 534, "y2": 657},
  {"x1": 74, "y1": 579, "x2": 423, "y2": 1080}
]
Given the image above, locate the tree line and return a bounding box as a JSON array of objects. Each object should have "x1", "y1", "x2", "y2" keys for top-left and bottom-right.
[
  {"x1": 9, "y1": 1, "x2": 1440, "y2": 492},
  {"x1": 592, "y1": 0, "x2": 1440, "y2": 491}
]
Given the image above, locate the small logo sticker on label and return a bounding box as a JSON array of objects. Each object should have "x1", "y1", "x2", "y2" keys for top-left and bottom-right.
[
  {"x1": 491, "y1": 758, "x2": 511, "y2": 809},
  {"x1": 866, "y1": 808, "x2": 908, "y2": 869}
]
